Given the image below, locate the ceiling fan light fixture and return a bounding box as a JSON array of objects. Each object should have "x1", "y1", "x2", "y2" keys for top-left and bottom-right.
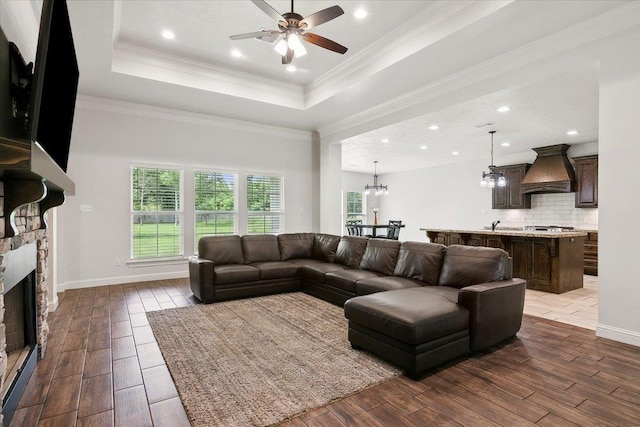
[{"x1": 274, "y1": 39, "x2": 288, "y2": 55}]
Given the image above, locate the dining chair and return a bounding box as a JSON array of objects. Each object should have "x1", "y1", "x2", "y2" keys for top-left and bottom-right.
[
  {"x1": 379, "y1": 220, "x2": 402, "y2": 239},
  {"x1": 345, "y1": 219, "x2": 362, "y2": 236}
]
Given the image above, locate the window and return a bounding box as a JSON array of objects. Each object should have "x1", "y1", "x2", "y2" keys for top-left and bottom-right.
[
  {"x1": 247, "y1": 174, "x2": 283, "y2": 234},
  {"x1": 131, "y1": 166, "x2": 183, "y2": 259},
  {"x1": 346, "y1": 191, "x2": 365, "y2": 222},
  {"x1": 195, "y1": 171, "x2": 237, "y2": 248}
]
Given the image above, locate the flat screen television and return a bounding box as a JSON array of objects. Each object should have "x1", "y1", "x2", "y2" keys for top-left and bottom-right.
[{"x1": 28, "y1": 0, "x2": 79, "y2": 173}]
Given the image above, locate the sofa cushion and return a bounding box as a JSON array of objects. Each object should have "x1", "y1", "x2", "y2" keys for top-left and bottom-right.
[
  {"x1": 359, "y1": 239, "x2": 401, "y2": 275},
  {"x1": 438, "y1": 245, "x2": 510, "y2": 289},
  {"x1": 325, "y1": 269, "x2": 384, "y2": 293},
  {"x1": 312, "y1": 234, "x2": 341, "y2": 262},
  {"x1": 300, "y1": 263, "x2": 352, "y2": 283},
  {"x1": 214, "y1": 264, "x2": 260, "y2": 285},
  {"x1": 241, "y1": 235, "x2": 281, "y2": 264},
  {"x1": 356, "y1": 276, "x2": 422, "y2": 296},
  {"x1": 344, "y1": 288, "x2": 469, "y2": 345},
  {"x1": 286, "y1": 258, "x2": 325, "y2": 267},
  {"x1": 198, "y1": 235, "x2": 244, "y2": 265},
  {"x1": 278, "y1": 233, "x2": 315, "y2": 260},
  {"x1": 335, "y1": 236, "x2": 369, "y2": 268},
  {"x1": 414, "y1": 286, "x2": 460, "y2": 304},
  {"x1": 252, "y1": 261, "x2": 299, "y2": 280},
  {"x1": 393, "y1": 242, "x2": 446, "y2": 285}
]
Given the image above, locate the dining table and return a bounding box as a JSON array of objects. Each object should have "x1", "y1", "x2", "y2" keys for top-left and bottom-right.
[{"x1": 354, "y1": 224, "x2": 405, "y2": 238}]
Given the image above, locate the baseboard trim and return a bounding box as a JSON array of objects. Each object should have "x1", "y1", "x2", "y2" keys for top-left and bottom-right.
[
  {"x1": 48, "y1": 295, "x2": 59, "y2": 313},
  {"x1": 59, "y1": 271, "x2": 188, "y2": 292},
  {"x1": 596, "y1": 323, "x2": 640, "y2": 347}
]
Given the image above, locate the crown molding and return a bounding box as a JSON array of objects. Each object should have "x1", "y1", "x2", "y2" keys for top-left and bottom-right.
[
  {"x1": 111, "y1": 41, "x2": 305, "y2": 110},
  {"x1": 304, "y1": 0, "x2": 514, "y2": 108},
  {"x1": 318, "y1": 1, "x2": 640, "y2": 143},
  {"x1": 76, "y1": 94, "x2": 312, "y2": 141}
]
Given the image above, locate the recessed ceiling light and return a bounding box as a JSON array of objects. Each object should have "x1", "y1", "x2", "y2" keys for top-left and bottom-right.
[
  {"x1": 429, "y1": 124, "x2": 439, "y2": 130},
  {"x1": 452, "y1": 151, "x2": 459, "y2": 156},
  {"x1": 286, "y1": 65, "x2": 296, "y2": 72},
  {"x1": 354, "y1": 8, "x2": 368, "y2": 19},
  {"x1": 567, "y1": 130, "x2": 579, "y2": 136},
  {"x1": 161, "y1": 30, "x2": 175, "y2": 40},
  {"x1": 501, "y1": 142, "x2": 510, "y2": 147},
  {"x1": 497, "y1": 106, "x2": 510, "y2": 113},
  {"x1": 420, "y1": 145, "x2": 427, "y2": 150},
  {"x1": 381, "y1": 138, "x2": 389, "y2": 143},
  {"x1": 231, "y1": 49, "x2": 242, "y2": 58}
]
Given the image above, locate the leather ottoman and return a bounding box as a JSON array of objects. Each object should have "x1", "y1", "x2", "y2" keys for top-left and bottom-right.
[{"x1": 344, "y1": 287, "x2": 470, "y2": 379}]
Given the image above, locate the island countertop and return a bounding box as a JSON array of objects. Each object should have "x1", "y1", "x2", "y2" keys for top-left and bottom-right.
[{"x1": 419, "y1": 227, "x2": 588, "y2": 239}]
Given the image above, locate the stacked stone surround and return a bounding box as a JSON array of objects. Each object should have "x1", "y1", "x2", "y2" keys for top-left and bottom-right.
[{"x1": 0, "y1": 180, "x2": 50, "y2": 419}]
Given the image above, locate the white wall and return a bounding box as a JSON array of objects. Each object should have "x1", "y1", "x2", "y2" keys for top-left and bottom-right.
[
  {"x1": 597, "y1": 33, "x2": 640, "y2": 346},
  {"x1": 371, "y1": 142, "x2": 599, "y2": 242},
  {"x1": 57, "y1": 97, "x2": 314, "y2": 290}
]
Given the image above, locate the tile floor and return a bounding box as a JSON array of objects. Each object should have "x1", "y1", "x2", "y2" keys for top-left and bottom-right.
[{"x1": 523, "y1": 275, "x2": 599, "y2": 330}]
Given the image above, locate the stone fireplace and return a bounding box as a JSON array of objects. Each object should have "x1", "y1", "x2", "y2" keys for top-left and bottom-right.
[{"x1": 0, "y1": 189, "x2": 51, "y2": 426}]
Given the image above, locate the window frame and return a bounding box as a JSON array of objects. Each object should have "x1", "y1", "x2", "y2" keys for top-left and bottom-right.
[
  {"x1": 246, "y1": 173, "x2": 284, "y2": 235},
  {"x1": 346, "y1": 191, "x2": 366, "y2": 222},
  {"x1": 130, "y1": 164, "x2": 185, "y2": 261},
  {"x1": 194, "y1": 169, "x2": 239, "y2": 250}
]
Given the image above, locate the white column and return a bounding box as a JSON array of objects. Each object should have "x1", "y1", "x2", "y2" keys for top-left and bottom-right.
[
  {"x1": 319, "y1": 135, "x2": 342, "y2": 235},
  {"x1": 597, "y1": 31, "x2": 640, "y2": 346}
]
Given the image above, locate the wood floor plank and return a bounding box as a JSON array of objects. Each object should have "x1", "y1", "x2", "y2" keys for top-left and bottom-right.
[
  {"x1": 114, "y1": 385, "x2": 152, "y2": 427},
  {"x1": 113, "y1": 356, "x2": 143, "y2": 390},
  {"x1": 53, "y1": 349, "x2": 85, "y2": 379},
  {"x1": 77, "y1": 410, "x2": 114, "y2": 427},
  {"x1": 148, "y1": 397, "x2": 191, "y2": 427},
  {"x1": 524, "y1": 391, "x2": 615, "y2": 427},
  {"x1": 15, "y1": 278, "x2": 640, "y2": 427},
  {"x1": 83, "y1": 348, "x2": 112, "y2": 378},
  {"x1": 9, "y1": 404, "x2": 43, "y2": 427},
  {"x1": 141, "y1": 365, "x2": 178, "y2": 404},
  {"x1": 39, "y1": 374, "x2": 82, "y2": 419},
  {"x1": 37, "y1": 411, "x2": 78, "y2": 427},
  {"x1": 78, "y1": 373, "x2": 113, "y2": 418}
]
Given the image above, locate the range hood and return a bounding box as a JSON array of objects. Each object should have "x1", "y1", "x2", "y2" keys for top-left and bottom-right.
[{"x1": 520, "y1": 144, "x2": 576, "y2": 194}]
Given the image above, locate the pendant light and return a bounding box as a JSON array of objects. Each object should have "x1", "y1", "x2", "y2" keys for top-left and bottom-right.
[
  {"x1": 364, "y1": 161, "x2": 389, "y2": 196},
  {"x1": 480, "y1": 131, "x2": 506, "y2": 188}
]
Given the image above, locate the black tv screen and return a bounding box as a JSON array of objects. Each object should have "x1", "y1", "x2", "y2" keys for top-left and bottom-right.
[{"x1": 29, "y1": 0, "x2": 79, "y2": 173}]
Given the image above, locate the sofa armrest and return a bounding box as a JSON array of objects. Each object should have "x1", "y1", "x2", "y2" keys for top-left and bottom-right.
[
  {"x1": 189, "y1": 256, "x2": 215, "y2": 303},
  {"x1": 458, "y1": 278, "x2": 526, "y2": 352}
]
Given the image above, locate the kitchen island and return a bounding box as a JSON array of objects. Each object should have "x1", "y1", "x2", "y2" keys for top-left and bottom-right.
[{"x1": 420, "y1": 228, "x2": 587, "y2": 293}]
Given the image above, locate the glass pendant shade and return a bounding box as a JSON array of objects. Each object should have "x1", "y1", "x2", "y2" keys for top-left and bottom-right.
[
  {"x1": 274, "y1": 33, "x2": 307, "y2": 58},
  {"x1": 274, "y1": 39, "x2": 288, "y2": 55},
  {"x1": 364, "y1": 161, "x2": 388, "y2": 196},
  {"x1": 480, "y1": 131, "x2": 506, "y2": 188}
]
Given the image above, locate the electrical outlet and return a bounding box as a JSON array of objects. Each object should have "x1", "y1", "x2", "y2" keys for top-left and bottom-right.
[
  {"x1": 115, "y1": 258, "x2": 121, "y2": 266},
  {"x1": 80, "y1": 204, "x2": 93, "y2": 213}
]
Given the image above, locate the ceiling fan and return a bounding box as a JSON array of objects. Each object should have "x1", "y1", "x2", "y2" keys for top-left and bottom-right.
[{"x1": 229, "y1": 0, "x2": 348, "y2": 65}]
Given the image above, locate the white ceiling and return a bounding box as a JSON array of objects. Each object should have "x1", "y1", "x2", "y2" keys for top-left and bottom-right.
[{"x1": 19, "y1": 0, "x2": 640, "y2": 173}]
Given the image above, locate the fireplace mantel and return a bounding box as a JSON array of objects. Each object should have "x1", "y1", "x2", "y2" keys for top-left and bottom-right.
[{"x1": 0, "y1": 136, "x2": 74, "y2": 237}]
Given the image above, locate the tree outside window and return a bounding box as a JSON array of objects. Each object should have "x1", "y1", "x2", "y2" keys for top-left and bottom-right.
[
  {"x1": 195, "y1": 171, "x2": 237, "y2": 250},
  {"x1": 131, "y1": 166, "x2": 183, "y2": 259},
  {"x1": 247, "y1": 174, "x2": 283, "y2": 234}
]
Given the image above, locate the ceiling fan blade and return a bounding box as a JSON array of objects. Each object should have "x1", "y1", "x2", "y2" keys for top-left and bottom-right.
[
  {"x1": 229, "y1": 30, "x2": 281, "y2": 42},
  {"x1": 302, "y1": 32, "x2": 348, "y2": 54},
  {"x1": 251, "y1": 0, "x2": 285, "y2": 23},
  {"x1": 282, "y1": 48, "x2": 294, "y2": 65},
  {"x1": 299, "y1": 5, "x2": 344, "y2": 29}
]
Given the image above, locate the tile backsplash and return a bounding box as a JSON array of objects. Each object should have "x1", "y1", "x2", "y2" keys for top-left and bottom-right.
[{"x1": 493, "y1": 193, "x2": 598, "y2": 230}]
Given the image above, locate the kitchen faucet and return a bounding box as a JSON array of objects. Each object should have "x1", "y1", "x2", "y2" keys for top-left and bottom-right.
[{"x1": 491, "y1": 220, "x2": 501, "y2": 231}]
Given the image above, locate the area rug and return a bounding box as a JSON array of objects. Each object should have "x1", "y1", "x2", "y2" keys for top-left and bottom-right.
[{"x1": 146, "y1": 292, "x2": 400, "y2": 427}]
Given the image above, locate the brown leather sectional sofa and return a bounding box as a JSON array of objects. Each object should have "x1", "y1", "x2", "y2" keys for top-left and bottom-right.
[{"x1": 189, "y1": 232, "x2": 526, "y2": 378}]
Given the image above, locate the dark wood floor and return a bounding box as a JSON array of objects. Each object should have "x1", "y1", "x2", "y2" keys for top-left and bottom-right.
[{"x1": 9, "y1": 278, "x2": 640, "y2": 427}]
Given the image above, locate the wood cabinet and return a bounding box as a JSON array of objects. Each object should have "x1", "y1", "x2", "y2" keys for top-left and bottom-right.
[
  {"x1": 492, "y1": 164, "x2": 532, "y2": 209},
  {"x1": 425, "y1": 230, "x2": 584, "y2": 293},
  {"x1": 574, "y1": 155, "x2": 598, "y2": 208},
  {"x1": 584, "y1": 231, "x2": 598, "y2": 276}
]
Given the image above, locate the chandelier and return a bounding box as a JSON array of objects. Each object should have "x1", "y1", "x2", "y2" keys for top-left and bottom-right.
[
  {"x1": 364, "y1": 161, "x2": 388, "y2": 196},
  {"x1": 480, "y1": 131, "x2": 506, "y2": 188}
]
